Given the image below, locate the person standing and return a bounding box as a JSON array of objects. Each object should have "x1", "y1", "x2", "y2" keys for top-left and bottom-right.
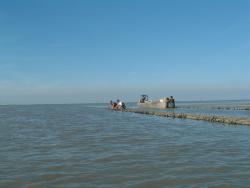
[
  {"x1": 166, "y1": 97, "x2": 170, "y2": 108},
  {"x1": 169, "y1": 96, "x2": 175, "y2": 108}
]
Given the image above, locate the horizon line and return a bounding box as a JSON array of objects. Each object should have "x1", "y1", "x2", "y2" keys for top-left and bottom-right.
[{"x1": 1, "y1": 98, "x2": 250, "y2": 106}]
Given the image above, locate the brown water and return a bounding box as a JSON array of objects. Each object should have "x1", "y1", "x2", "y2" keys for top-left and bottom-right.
[{"x1": 1, "y1": 102, "x2": 250, "y2": 187}]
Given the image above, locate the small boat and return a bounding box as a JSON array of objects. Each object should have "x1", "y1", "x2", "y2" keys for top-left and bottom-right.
[
  {"x1": 109, "y1": 100, "x2": 126, "y2": 111},
  {"x1": 137, "y1": 95, "x2": 175, "y2": 109},
  {"x1": 109, "y1": 107, "x2": 125, "y2": 111}
]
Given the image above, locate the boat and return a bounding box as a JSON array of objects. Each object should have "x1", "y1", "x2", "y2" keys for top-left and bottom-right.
[
  {"x1": 109, "y1": 100, "x2": 126, "y2": 111},
  {"x1": 109, "y1": 107, "x2": 125, "y2": 111},
  {"x1": 137, "y1": 95, "x2": 175, "y2": 109}
]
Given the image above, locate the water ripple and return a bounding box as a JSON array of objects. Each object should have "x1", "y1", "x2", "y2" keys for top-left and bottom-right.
[{"x1": 1, "y1": 104, "x2": 250, "y2": 187}]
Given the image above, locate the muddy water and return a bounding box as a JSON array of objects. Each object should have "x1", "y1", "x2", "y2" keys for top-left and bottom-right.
[{"x1": 1, "y1": 102, "x2": 250, "y2": 187}]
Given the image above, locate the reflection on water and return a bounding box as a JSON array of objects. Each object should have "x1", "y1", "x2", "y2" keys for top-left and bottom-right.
[{"x1": 0, "y1": 101, "x2": 250, "y2": 187}]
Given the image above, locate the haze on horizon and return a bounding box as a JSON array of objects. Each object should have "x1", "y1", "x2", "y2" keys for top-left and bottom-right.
[{"x1": 0, "y1": 0, "x2": 249, "y2": 105}]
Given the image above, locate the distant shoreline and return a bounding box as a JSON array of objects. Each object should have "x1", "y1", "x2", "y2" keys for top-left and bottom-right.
[{"x1": 0, "y1": 99, "x2": 250, "y2": 106}]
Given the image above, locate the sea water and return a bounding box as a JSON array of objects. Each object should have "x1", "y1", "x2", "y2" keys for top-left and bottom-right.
[{"x1": 1, "y1": 101, "x2": 250, "y2": 187}]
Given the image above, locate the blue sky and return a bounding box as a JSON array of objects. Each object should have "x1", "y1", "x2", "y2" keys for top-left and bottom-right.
[{"x1": 0, "y1": 0, "x2": 249, "y2": 104}]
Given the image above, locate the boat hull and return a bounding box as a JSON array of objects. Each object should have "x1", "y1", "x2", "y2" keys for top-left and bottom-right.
[{"x1": 138, "y1": 99, "x2": 168, "y2": 109}]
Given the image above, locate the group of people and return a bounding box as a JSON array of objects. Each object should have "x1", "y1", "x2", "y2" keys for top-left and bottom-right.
[
  {"x1": 110, "y1": 99, "x2": 126, "y2": 110},
  {"x1": 166, "y1": 96, "x2": 175, "y2": 108}
]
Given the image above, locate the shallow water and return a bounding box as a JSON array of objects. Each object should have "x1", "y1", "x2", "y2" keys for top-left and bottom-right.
[
  {"x1": 1, "y1": 102, "x2": 250, "y2": 187},
  {"x1": 135, "y1": 100, "x2": 250, "y2": 118}
]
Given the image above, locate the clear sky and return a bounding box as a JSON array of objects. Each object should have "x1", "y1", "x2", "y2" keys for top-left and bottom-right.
[{"x1": 0, "y1": 0, "x2": 249, "y2": 104}]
